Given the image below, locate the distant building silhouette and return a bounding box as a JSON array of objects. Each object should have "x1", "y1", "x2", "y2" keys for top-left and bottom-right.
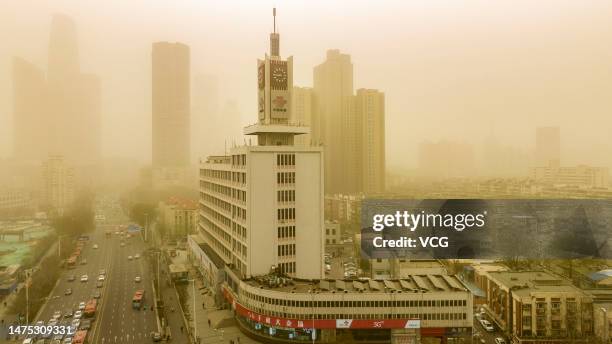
[
  {"x1": 354, "y1": 89, "x2": 386, "y2": 194},
  {"x1": 291, "y1": 86, "x2": 313, "y2": 146},
  {"x1": 313, "y1": 50, "x2": 386, "y2": 195},
  {"x1": 151, "y1": 42, "x2": 191, "y2": 168},
  {"x1": 12, "y1": 14, "x2": 100, "y2": 164},
  {"x1": 418, "y1": 140, "x2": 475, "y2": 179},
  {"x1": 536, "y1": 126, "x2": 560, "y2": 168},
  {"x1": 12, "y1": 58, "x2": 48, "y2": 161},
  {"x1": 42, "y1": 155, "x2": 74, "y2": 215}
]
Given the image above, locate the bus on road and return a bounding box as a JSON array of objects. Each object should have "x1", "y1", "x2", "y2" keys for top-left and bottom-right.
[
  {"x1": 84, "y1": 299, "x2": 97, "y2": 318},
  {"x1": 132, "y1": 290, "x2": 145, "y2": 309}
]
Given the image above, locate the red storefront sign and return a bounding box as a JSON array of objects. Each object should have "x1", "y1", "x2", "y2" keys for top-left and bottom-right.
[{"x1": 223, "y1": 286, "x2": 424, "y2": 330}]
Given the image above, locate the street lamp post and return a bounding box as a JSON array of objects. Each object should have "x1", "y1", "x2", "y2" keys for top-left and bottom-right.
[
  {"x1": 25, "y1": 269, "x2": 31, "y2": 324},
  {"x1": 188, "y1": 279, "x2": 197, "y2": 343},
  {"x1": 144, "y1": 212, "x2": 149, "y2": 242}
]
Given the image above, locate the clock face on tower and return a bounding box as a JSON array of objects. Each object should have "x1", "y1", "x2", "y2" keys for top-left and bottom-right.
[{"x1": 270, "y1": 61, "x2": 287, "y2": 89}]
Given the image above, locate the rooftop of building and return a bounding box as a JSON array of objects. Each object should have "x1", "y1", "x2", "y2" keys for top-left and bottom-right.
[
  {"x1": 163, "y1": 196, "x2": 198, "y2": 210},
  {"x1": 242, "y1": 273, "x2": 469, "y2": 295},
  {"x1": 488, "y1": 270, "x2": 587, "y2": 296}
]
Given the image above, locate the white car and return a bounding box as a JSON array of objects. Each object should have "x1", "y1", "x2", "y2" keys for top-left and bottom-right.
[
  {"x1": 495, "y1": 338, "x2": 506, "y2": 344},
  {"x1": 98, "y1": 275, "x2": 105, "y2": 281},
  {"x1": 73, "y1": 311, "x2": 82, "y2": 320},
  {"x1": 128, "y1": 255, "x2": 133, "y2": 260},
  {"x1": 63, "y1": 338, "x2": 73, "y2": 344},
  {"x1": 78, "y1": 302, "x2": 86, "y2": 310},
  {"x1": 52, "y1": 310, "x2": 62, "y2": 319},
  {"x1": 93, "y1": 244, "x2": 98, "y2": 249},
  {"x1": 134, "y1": 254, "x2": 140, "y2": 259},
  {"x1": 134, "y1": 276, "x2": 141, "y2": 283},
  {"x1": 80, "y1": 275, "x2": 88, "y2": 282}
]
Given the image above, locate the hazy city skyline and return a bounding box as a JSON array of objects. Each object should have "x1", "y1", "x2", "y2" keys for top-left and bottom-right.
[{"x1": 1, "y1": 0, "x2": 612, "y2": 169}]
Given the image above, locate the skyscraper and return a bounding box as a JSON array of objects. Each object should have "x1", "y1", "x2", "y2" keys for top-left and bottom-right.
[
  {"x1": 313, "y1": 49, "x2": 354, "y2": 194},
  {"x1": 151, "y1": 42, "x2": 191, "y2": 167},
  {"x1": 12, "y1": 58, "x2": 49, "y2": 161},
  {"x1": 291, "y1": 86, "x2": 313, "y2": 146},
  {"x1": 196, "y1": 9, "x2": 324, "y2": 279},
  {"x1": 13, "y1": 14, "x2": 100, "y2": 164},
  {"x1": 354, "y1": 88, "x2": 386, "y2": 194},
  {"x1": 536, "y1": 126, "x2": 560, "y2": 168},
  {"x1": 192, "y1": 74, "x2": 219, "y2": 160}
]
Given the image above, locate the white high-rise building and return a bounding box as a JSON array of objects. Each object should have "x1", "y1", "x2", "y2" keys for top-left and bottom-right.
[{"x1": 198, "y1": 9, "x2": 324, "y2": 280}]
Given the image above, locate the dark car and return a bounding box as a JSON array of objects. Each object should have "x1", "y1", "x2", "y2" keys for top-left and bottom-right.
[
  {"x1": 79, "y1": 319, "x2": 92, "y2": 330},
  {"x1": 63, "y1": 310, "x2": 73, "y2": 318},
  {"x1": 93, "y1": 291, "x2": 101, "y2": 299},
  {"x1": 96, "y1": 281, "x2": 103, "y2": 288},
  {"x1": 151, "y1": 332, "x2": 161, "y2": 342}
]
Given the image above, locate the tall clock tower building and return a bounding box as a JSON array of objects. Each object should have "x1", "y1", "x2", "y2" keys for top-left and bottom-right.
[{"x1": 197, "y1": 9, "x2": 324, "y2": 280}]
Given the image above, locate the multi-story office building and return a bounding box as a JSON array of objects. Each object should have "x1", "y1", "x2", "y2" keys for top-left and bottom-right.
[
  {"x1": 152, "y1": 41, "x2": 191, "y2": 168},
  {"x1": 194, "y1": 10, "x2": 473, "y2": 344},
  {"x1": 158, "y1": 197, "x2": 198, "y2": 239},
  {"x1": 198, "y1": 10, "x2": 324, "y2": 280},
  {"x1": 482, "y1": 271, "x2": 594, "y2": 343},
  {"x1": 535, "y1": 126, "x2": 561, "y2": 168},
  {"x1": 42, "y1": 155, "x2": 74, "y2": 215},
  {"x1": 532, "y1": 164, "x2": 609, "y2": 188}
]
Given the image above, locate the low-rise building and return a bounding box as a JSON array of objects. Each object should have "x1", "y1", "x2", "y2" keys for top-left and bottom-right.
[
  {"x1": 158, "y1": 196, "x2": 197, "y2": 239},
  {"x1": 483, "y1": 271, "x2": 594, "y2": 343},
  {"x1": 224, "y1": 268, "x2": 473, "y2": 343}
]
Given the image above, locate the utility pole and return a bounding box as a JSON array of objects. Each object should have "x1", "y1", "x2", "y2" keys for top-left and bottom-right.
[{"x1": 144, "y1": 212, "x2": 149, "y2": 242}]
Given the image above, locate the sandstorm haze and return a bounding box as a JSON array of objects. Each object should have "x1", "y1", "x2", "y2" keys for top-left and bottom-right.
[{"x1": 1, "y1": 0, "x2": 612, "y2": 169}]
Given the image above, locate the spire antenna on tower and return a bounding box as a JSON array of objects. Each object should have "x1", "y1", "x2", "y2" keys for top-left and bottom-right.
[{"x1": 270, "y1": 7, "x2": 280, "y2": 57}]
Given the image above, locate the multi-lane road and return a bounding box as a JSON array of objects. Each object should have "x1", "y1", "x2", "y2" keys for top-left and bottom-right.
[{"x1": 36, "y1": 223, "x2": 158, "y2": 343}]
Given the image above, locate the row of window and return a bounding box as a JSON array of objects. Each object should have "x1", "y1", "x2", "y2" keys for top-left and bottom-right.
[
  {"x1": 201, "y1": 169, "x2": 231, "y2": 181},
  {"x1": 202, "y1": 224, "x2": 231, "y2": 260},
  {"x1": 277, "y1": 172, "x2": 295, "y2": 185},
  {"x1": 241, "y1": 292, "x2": 468, "y2": 309},
  {"x1": 199, "y1": 211, "x2": 231, "y2": 245},
  {"x1": 233, "y1": 206, "x2": 246, "y2": 221},
  {"x1": 201, "y1": 193, "x2": 231, "y2": 214},
  {"x1": 232, "y1": 154, "x2": 247, "y2": 166},
  {"x1": 232, "y1": 222, "x2": 247, "y2": 240},
  {"x1": 244, "y1": 310, "x2": 468, "y2": 322},
  {"x1": 200, "y1": 203, "x2": 231, "y2": 228},
  {"x1": 232, "y1": 172, "x2": 246, "y2": 184},
  {"x1": 201, "y1": 181, "x2": 231, "y2": 198},
  {"x1": 277, "y1": 208, "x2": 295, "y2": 221},
  {"x1": 278, "y1": 226, "x2": 296, "y2": 239},
  {"x1": 278, "y1": 262, "x2": 296, "y2": 274},
  {"x1": 277, "y1": 154, "x2": 296, "y2": 166},
  {"x1": 278, "y1": 244, "x2": 296, "y2": 257},
  {"x1": 277, "y1": 190, "x2": 295, "y2": 203}
]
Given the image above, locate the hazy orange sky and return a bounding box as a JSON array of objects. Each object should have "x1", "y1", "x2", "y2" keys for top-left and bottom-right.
[{"x1": 1, "y1": 0, "x2": 611, "y2": 169}]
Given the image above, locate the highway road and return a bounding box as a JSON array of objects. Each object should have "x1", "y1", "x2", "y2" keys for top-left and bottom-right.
[{"x1": 35, "y1": 223, "x2": 158, "y2": 343}]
